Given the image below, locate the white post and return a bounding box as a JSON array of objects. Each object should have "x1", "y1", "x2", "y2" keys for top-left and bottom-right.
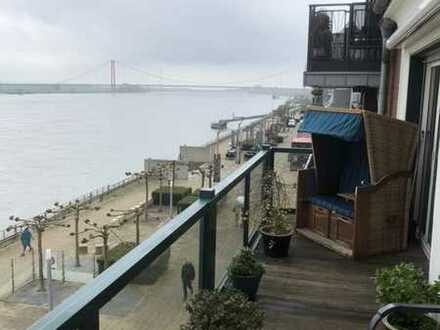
[
  {"x1": 61, "y1": 251, "x2": 65, "y2": 283},
  {"x1": 93, "y1": 255, "x2": 96, "y2": 278},
  {"x1": 11, "y1": 259, "x2": 14, "y2": 295},
  {"x1": 46, "y1": 249, "x2": 54, "y2": 311},
  {"x1": 32, "y1": 248, "x2": 36, "y2": 281},
  {"x1": 169, "y1": 179, "x2": 173, "y2": 219}
]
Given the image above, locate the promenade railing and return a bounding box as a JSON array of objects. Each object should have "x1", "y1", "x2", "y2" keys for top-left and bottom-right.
[
  {"x1": 29, "y1": 146, "x2": 312, "y2": 330},
  {"x1": 0, "y1": 175, "x2": 139, "y2": 248}
]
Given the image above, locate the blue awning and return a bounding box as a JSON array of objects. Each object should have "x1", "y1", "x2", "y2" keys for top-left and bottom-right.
[{"x1": 298, "y1": 110, "x2": 364, "y2": 142}]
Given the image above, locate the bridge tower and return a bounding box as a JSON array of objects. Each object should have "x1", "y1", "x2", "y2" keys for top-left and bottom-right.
[{"x1": 110, "y1": 60, "x2": 116, "y2": 89}]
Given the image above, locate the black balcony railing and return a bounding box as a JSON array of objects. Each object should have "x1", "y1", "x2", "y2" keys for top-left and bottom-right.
[
  {"x1": 369, "y1": 303, "x2": 440, "y2": 329},
  {"x1": 307, "y1": 2, "x2": 382, "y2": 72},
  {"x1": 28, "y1": 146, "x2": 312, "y2": 330}
]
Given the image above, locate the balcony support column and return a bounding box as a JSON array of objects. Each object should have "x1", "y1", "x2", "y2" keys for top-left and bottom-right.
[
  {"x1": 243, "y1": 173, "x2": 251, "y2": 246},
  {"x1": 199, "y1": 188, "x2": 217, "y2": 290}
]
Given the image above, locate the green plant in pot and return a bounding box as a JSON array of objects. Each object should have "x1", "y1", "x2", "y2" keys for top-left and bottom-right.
[
  {"x1": 228, "y1": 248, "x2": 264, "y2": 301},
  {"x1": 181, "y1": 289, "x2": 264, "y2": 330},
  {"x1": 259, "y1": 171, "x2": 294, "y2": 258},
  {"x1": 375, "y1": 263, "x2": 440, "y2": 330}
]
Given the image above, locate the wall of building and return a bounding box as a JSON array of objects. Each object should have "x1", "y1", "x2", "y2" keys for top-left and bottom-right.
[
  {"x1": 386, "y1": 1, "x2": 440, "y2": 120},
  {"x1": 178, "y1": 145, "x2": 212, "y2": 164},
  {"x1": 384, "y1": 0, "x2": 440, "y2": 282},
  {"x1": 384, "y1": 0, "x2": 428, "y2": 31},
  {"x1": 144, "y1": 159, "x2": 189, "y2": 180}
]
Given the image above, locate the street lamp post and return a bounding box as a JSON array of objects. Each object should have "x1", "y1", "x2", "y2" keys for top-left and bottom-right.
[{"x1": 235, "y1": 121, "x2": 243, "y2": 165}]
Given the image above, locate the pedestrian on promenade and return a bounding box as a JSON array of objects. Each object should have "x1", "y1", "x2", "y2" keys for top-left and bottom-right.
[
  {"x1": 20, "y1": 226, "x2": 33, "y2": 256},
  {"x1": 233, "y1": 196, "x2": 244, "y2": 227},
  {"x1": 181, "y1": 261, "x2": 195, "y2": 301}
]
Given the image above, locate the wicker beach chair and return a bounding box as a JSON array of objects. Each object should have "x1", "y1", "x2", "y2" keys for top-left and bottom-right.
[{"x1": 296, "y1": 106, "x2": 417, "y2": 258}]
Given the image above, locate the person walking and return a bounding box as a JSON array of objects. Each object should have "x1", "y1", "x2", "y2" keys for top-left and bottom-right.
[
  {"x1": 181, "y1": 261, "x2": 195, "y2": 301},
  {"x1": 20, "y1": 226, "x2": 33, "y2": 256}
]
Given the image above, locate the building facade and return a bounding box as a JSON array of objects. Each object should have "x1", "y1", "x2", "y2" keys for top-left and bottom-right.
[
  {"x1": 304, "y1": 1, "x2": 381, "y2": 110},
  {"x1": 305, "y1": 0, "x2": 440, "y2": 282},
  {"x1": 381, "y1": 0, "x2": 440, "y2": 282}
]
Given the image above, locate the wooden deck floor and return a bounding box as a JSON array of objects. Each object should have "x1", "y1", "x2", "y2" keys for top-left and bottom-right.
[{"x1": 256, "y1": 236, "x2": 427, "y2": 330}]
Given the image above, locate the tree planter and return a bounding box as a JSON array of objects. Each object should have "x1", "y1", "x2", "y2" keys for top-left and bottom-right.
[
  {"x1": 230, "y1": 271, "x2": 263, "y2": 301},
  {"x1": 260, "y1": 226, "x2": 293, "y2": 258}
]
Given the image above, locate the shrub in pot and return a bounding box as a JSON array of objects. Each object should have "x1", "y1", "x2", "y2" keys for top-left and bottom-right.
[
  {"x1": 181, "y1": 289, "x2": 264, "y2": 330},
  {"x1": 228, "y1": 248, "x2": 264, "y2": 301},
  {"x1": 152, "y1": 186, "x2": 192, "y2": 206},
  {"x1": 375, "y1": 263, "x2": 440, "y2": 330},
  {"x1": 259, "y1": 171, "x2": 294, "y2": 258}
]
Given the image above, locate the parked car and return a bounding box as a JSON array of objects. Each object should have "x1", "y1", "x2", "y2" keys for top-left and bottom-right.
[
  {"x1": 244, "y1": 146, "x2": 258, "y2": 160},
  {"x1": 289, "y1": 133, "x2": 312, "y2": 170},
  {"x1": 287, "y1": 119, "x2": 296, "y2": 127},
  {"x1": 225, "y1": 148, "x2": 237, "y2": 160}
]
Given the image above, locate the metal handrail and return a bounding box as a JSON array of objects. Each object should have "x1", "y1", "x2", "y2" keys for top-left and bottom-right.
[
  {"x1": 368, "y1": 303, "x2": 440, "y2": 330},
  {"x1": 28, "y1": 147, "x2": 311, "y2": 330}
]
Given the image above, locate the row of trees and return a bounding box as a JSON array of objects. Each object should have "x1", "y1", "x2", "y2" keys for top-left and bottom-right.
[{"x1": 7, "y1": 163, "x2": 180, "y2": 292}]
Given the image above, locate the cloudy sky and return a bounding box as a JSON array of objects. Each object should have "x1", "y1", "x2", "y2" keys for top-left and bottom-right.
[{"x1": 0, "y1": 0, "x2": 352, "y2": 87}]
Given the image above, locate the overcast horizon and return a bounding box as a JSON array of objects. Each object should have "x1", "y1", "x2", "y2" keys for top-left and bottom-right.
[{"x1": 1, "y1": 0, "x2": 353, "y2": 87}]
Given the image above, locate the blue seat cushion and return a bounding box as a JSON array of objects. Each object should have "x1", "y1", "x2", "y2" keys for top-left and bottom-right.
[{"x1": 309, "y1": 195, "x2": 354, "y2": 218}]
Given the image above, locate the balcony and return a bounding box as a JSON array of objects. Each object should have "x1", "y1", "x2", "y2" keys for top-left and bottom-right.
[
  {"x1": 27, "y1": 144, "x2": 429, "y2": 330},
  {"x1": 304, "y1": 3, "x2": 382, "y2": 88}
]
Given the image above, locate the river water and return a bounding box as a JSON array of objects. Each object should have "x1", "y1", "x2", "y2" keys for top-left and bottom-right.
[{"x1": 0, "y1": 91, "x2": 283, "y2": 229}]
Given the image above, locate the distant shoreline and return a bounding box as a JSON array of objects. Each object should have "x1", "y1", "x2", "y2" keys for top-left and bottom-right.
[{"x1": 0, "y1": 83, "x2": 306, "y2": 96}]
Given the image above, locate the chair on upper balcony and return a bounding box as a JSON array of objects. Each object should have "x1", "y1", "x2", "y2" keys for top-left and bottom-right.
[{"x1": 295, "y1": 106, "x2": 417, "y2": 259}]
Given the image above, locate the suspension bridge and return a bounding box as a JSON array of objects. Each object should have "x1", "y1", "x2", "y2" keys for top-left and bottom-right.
[{"x1": 0, "y1": 60, "x2": 300, "y2": 95}]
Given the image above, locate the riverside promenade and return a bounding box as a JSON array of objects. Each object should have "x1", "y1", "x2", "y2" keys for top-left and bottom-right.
[{"x1": 0, "y1": 125, "x2": 296, "y2": 330}]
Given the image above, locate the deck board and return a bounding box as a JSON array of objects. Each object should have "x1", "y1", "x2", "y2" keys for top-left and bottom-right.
[{"x1": 256, "y1": 236, "x2": 427, "y2": 330}]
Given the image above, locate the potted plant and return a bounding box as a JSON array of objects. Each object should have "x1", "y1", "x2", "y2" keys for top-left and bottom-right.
[
  {"x1": 181, "y1": 290, "x2": 264, "y2": 330},
  {"x1": 228, "y1": 248, "x2": 264, "y2": 301},
  {"x1": 259, "y1": 171, "x2": 294, "y2": 258},
  {"x1": 375, "y1": 263, "x2": 440, "y2": 330}
]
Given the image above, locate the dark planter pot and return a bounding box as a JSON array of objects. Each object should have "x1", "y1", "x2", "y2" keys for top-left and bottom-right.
[
  {"x1": 231, "y1": 272, "x2": 263, "y2": 301},
  {"x1": 260, "y1": 226, "x2": 293, "y2": 258}
]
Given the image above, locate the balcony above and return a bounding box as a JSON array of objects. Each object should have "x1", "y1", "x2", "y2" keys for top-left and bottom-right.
[{"x1": 304, "y1": 3, "x2": 382, "y2": 88}]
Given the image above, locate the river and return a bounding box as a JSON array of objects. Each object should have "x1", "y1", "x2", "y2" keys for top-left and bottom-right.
[{"x1": 0, "y1": 91, "x2": 284, "y2": 229}]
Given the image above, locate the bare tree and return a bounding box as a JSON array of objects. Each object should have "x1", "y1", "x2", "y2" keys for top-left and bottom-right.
[
  {"x1": 125, "y1": 170, "x2": 154, "y2": 223},
  {"x1": 73, "y1": 219, "x2": 120, "y2": 271},
  {"x1": 8, "y1": 205, "x2": 70, "y2": 291},
  {"x1": 107, "y1": 207, "x2": 143, "y2": 245},
  {"x1": 60, "y1": 200, "x2": 100, "y2": 267}
]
